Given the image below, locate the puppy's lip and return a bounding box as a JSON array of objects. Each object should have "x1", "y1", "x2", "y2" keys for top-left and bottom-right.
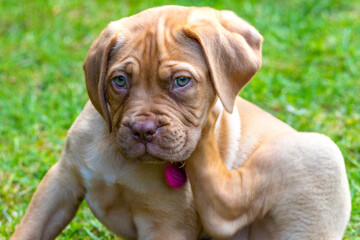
[{"x1": 118, "y1": 140, "x2": 185, "y2": 163}]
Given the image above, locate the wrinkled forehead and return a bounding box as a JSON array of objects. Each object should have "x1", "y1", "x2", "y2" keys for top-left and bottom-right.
[{"x1": 106, "y1": 7, "x2": 206, "y2": 74}]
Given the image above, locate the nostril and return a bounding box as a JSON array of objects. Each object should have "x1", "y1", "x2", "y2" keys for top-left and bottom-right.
[
  {"x1": 132, "y1": 129, "x2": 141, "y2": 137},
  {"x1": 145, "y1": 129, "x2": 155, "y2": 136}
]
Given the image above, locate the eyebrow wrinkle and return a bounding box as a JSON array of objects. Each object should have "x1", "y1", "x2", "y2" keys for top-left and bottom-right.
[
  {"x1": 144, "y1": 29, "x2": 158, "y2": 88},
  {"x1": 145, "y1": 31, "x2": 153, "y2": 64},
  {"x1": 156, "y1": 16, "x2": 171, "y2": 63}
]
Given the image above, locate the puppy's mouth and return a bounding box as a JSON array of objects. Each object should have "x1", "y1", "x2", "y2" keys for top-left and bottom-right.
[
  {"x1": 117, "y1": 124, "x2": 193, "y2": 163},
  {"x1": 123, "y1": 141, "x2": 187, "y2": 164}
]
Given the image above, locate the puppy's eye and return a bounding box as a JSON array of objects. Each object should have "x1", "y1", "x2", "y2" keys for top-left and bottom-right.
[
  {"x1": 112, "y1": 76, "x2": 127, "y2": 88},
  {"x1": 174, "y1": 76, "x2": 191, "y2": 87}
]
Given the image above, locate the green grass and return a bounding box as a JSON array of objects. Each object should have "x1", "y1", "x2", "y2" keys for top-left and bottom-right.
[{"x1": 1, "y1": 0, "x2": 359, "y2": 239}]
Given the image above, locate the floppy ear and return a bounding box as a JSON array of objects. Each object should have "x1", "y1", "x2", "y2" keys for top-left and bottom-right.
[
  {"x1": 83, "y1": 29, "x2": 119, "y2": 132},
  {"x1": 184, "y1": 9, "x2": 263, "y2": 112}
]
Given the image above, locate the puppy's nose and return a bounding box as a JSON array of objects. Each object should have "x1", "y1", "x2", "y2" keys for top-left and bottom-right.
[{"x1": 131, "y1": 120, "x2": 158, "y2": 143}]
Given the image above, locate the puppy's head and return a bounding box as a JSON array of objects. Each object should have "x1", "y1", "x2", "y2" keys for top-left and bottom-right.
[{"x1": 83, "y1": 6, "x2": 262, "y2": 163}]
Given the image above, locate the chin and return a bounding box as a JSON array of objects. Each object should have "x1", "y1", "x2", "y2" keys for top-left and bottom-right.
[
  {"x1": 146, "y1": 142, "x2": 194, "y2": 162},
  {"x1": 118, "y1": 141, "x2": 195, "y2": 164}
]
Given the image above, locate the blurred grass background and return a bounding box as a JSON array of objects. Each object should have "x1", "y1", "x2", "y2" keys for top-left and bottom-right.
[{"x1": 0, "y1": 0, "x2": 359, "y2": 239}]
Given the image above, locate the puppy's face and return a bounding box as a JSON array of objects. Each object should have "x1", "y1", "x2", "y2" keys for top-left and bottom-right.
[
  {"x1": 84, "y1": 6, "x2": 263, "y2": 163},
  {"x1": 107, "y1": 22, "x2": 215, "y2": 162}
]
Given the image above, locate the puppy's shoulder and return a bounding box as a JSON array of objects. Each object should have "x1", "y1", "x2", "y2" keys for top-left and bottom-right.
[
  {"x1": 68, "y1": 101, "x2": 107, "y2": 138},
  {"x1": 64, "y1": 101, "x2": 110, "y2": 158}
]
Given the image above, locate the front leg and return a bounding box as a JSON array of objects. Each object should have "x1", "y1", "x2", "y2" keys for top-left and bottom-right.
[
  {"x1": 11, "y1": 158, "x2": 85, "y2": 240},
  {"x1": 185, "y1": 113, "x2": 279, "y2": 239}
]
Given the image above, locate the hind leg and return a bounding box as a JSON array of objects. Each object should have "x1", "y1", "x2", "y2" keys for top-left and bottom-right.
[{"x1": 249, "y1": 133, "x2": 351, "y2": 240}]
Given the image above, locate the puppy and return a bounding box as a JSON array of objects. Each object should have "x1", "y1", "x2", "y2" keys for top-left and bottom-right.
[{"x1": 11, "y1": 6, "x2": 350, "y2": 240}]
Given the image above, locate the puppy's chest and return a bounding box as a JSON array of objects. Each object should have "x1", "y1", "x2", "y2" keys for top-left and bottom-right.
[{"x1": 80, "y1": 163, "x2": 195, "y2": 237}]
